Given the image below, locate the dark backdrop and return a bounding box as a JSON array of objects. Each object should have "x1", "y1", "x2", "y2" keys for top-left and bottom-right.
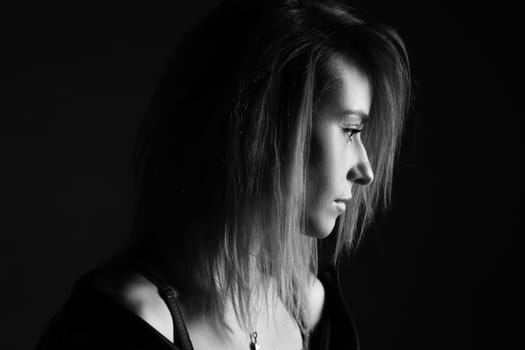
[{"x1": 1, "y1": 1, "x2": 519, "y2": 350}]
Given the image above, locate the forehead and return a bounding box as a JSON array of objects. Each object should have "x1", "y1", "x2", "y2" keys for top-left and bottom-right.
[{"x1": 327, "y1": 55, "x2": 372, "y2": 114}]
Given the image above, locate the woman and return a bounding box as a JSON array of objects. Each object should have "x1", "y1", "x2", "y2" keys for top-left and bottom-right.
[{"x1": 36, "y1": 0, "x2": 410, "y2": 349}]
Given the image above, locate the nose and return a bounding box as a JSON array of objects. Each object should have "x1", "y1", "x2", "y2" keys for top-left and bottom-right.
[{"x1": 347, "y1": 139, "x2": 374, "y2": 186}]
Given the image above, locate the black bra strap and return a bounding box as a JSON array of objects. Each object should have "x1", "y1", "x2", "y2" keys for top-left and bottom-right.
[{"x1": 159, "y1": 286, "x2": 194, "y2": 350}]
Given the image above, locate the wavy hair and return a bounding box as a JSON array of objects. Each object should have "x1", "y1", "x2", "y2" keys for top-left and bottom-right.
[{"x1": 129, "y1": 0, "x2": 411, "y2": 341}]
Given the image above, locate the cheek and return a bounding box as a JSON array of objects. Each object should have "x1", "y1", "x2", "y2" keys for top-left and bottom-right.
[
  {"x1": 307, "y1": 131, "x2": 329, "y2": 204},
  {"x1": 306, "y1": 124, "x2": 345, "y2": 217},
  {"x1": 308, "y1": 127, "x2": 345, "y2": 200}
]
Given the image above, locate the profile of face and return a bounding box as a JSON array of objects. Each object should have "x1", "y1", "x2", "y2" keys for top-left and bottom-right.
[{"x1": 305, "y1": 56, "x2": 374, "y2": 238}]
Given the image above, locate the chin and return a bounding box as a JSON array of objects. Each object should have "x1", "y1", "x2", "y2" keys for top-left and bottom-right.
[{"x1": 305, "y1": 215, "x2": 336, "y2": 239}]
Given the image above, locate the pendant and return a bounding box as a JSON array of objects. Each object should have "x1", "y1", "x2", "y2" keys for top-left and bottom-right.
[{"x1": 249, "y1": 331, "x2": 260, "y2": 350}]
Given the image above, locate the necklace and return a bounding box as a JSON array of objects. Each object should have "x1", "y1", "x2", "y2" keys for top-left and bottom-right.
[
  {"x1": 249, "y1": 326, "x2": 306, "y2": 350},
  {"x1": 249, "y1": 331, "x2": 260, "y2": 350}
]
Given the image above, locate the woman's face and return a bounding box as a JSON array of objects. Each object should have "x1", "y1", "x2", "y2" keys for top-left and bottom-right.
[{"x1": 305, "y1": 56, "x2": 374, "y2": 238}]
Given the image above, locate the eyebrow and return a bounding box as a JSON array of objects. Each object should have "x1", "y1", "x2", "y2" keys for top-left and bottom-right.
[{"x1": 338, "y1": 109, "x2": 369, "y2": 122}]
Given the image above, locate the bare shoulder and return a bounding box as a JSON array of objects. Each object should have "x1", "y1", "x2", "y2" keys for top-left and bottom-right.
[
  {"x1": 306, "y1": 273, "x2": 326, "y2": 330},
  {"x1": 90, "y1": 268, "x2": 174, "y2": 342}
]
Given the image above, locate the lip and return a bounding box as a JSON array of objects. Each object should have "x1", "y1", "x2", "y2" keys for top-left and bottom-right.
[
  {"x1": 334, "y1": 196, "x2": 352, "y2": 213},
  {"x1": 333, "y1": 200, "x2": 347, "y2": 213}
]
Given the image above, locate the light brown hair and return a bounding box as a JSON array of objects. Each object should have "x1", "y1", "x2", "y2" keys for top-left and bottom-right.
[{"x1": 130, "y1": 0, "x2": 411, "y2": 341}]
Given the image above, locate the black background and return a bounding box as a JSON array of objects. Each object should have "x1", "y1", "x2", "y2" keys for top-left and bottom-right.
[{"x1": 0, "y1": 1, "x2": 519, "y2": 349}]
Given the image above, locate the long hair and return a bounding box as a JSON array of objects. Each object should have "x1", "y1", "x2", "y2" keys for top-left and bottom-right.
[{"x1": 129, "y1": 0, "x2": 411, "y2": 340}]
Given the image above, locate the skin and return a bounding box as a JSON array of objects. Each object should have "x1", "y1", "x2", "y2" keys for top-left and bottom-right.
[{"x1": 306, "y1": 55, "x2": 374, "y2": 238}]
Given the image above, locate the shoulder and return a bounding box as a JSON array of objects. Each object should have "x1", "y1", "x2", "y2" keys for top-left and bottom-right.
[
  {"x1": 89, "y1": 268, "x2": 174, "y2": 342},
  {"x1": 305, "y1": 273, "x2": 326, "y2": 330}
]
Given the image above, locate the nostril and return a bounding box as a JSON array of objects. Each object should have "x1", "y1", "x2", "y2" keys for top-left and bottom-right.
[
  {"x1": 347, "y1": 163, "x2": 374, "y2": 185},
  {"x1": 356, "y1": 172, "x2": 373, "y2": 185},
  {"x1": 361, "y1": 166, "x2": 374, "y2": 185}
]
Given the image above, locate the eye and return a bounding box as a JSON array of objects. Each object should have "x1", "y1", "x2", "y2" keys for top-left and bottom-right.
[{"x1": 342, "y1": 127, "x2": 363, "y2": 142}]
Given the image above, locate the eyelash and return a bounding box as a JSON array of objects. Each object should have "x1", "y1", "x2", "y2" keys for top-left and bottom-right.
[{"x1": 343, "y1": 127, "x2": 363, "y2": 141}]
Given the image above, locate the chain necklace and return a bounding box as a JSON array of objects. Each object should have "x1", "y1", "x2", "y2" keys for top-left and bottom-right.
[
  {"x1": 250, "y1": 330, "x2": 305, "y2": 350},
  {"x1": 249, "y1": 331, "x2": 260, "y2": 350}
]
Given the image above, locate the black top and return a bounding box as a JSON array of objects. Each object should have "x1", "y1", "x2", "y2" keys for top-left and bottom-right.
[{"x1": 36, "y1": 263, "x2": 359, "y2": 350}]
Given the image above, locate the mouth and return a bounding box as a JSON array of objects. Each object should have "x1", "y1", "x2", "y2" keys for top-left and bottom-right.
[
  {"x1": 333, "y1": 200, "x2": 347, "y2": 213},
  {"x1": 333, "y1": 195, "x2": 352, "y2": 213}
]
